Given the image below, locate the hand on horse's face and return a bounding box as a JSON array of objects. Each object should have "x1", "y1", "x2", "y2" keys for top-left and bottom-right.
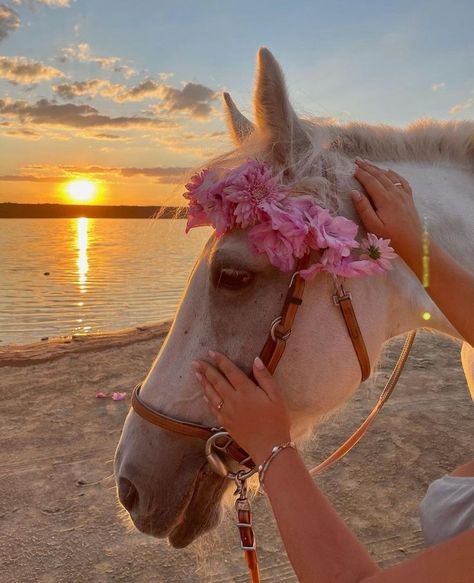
[{"x1": 192, "y1": 351, "x2": 292, "y2": 466}]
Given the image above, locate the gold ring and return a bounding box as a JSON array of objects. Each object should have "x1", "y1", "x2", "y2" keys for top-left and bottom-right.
[{"x1": 217, "y1": 400, "x2": 224, "y2": 411}]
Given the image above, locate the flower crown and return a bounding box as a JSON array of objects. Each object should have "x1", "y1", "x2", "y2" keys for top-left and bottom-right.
[{"x1": 183, "y1": 159, "x2": 397, "y2": 280}]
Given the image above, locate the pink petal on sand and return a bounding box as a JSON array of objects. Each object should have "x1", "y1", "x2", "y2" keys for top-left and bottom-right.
[{"x1": 111, "y1": 392, "x2": 127, "y2": 401}]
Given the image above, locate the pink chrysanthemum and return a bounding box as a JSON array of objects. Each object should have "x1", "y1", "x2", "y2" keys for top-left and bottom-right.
[
  {"x1": 183, "y1": 168, "x2": 234, "y2": 236},
  {"x1": 248, "y1": 221, "x2": 297, "y2": 272},
  {"x1": 224, "y1": 159, "x2": 289, "y2": 228}
]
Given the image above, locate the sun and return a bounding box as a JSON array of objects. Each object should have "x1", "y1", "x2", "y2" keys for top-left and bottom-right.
[{"x1": 66, "y1": 179, "x2": 98, "y2": 203}]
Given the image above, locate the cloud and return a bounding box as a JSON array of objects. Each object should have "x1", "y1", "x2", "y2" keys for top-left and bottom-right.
[
  {"x1": 115, "y1": 79, "x2": 161, "y2": 101},
  {"x1": 0, "y1": 56, "x2": 65, "y2": 84},
  {"x1": 60, "y1": 164, "x2": 190, "y2": 182},
  {"x1": 0, "y1": 4, "x2": 20, "y2": 42},
  {"x1": 52, "y1": 77, "x2": 219, "y2": 119},
  {"x1": 152, "y1": 129, "x2": 228, "y2": 154},
  {"x1": 90, "y1": 132, "x2": 129, "y2": 141},
  {"x1": 113, "y1": 64, "x2": 136, "y2": 79},
  {"x1": 152, "y1": 82, "x2": 218, "y2": 119},
  {"x1": 114, "y1": 80, "x2": 219, "y2": 119},
  {"x1": 6, "y1": 128, "x2": 41, "y2": 139},
  {"x1": 12, "y1": 0, "x2": 71, "y2": 8},
  {"x1": 0, "y1": 173, "x2": 61, "y2": 181},
  {"x1": 119, "y1": 167, "x2": 190, "y2": 182},
  {"x1": 431, "y1": 82, "x2": 446, "y2": 91},
  {"x1": 53, "y1": 79, "x2": 124, "y2": 99},
  {"x1": 449, "y1": 97, "x2": 473, "y2": 114},
  {"x1": 181, "y1": 130, "x2": 226, "y2": 141},
  {"x1": 0, "y1": 165, "x2": 190, "y2": 184},
  {"x1": 0, "y1": 97, "x2": 175, "y2": 130},
  {"x1": 58, "y1": 43, "x2": 120, "y2": 69},
  {"x1": 32, "y1": 0, "x2": 71, "y2": 6},
  {"x1": 57, "y1": 43, "x2": 138, "y2": 79}
]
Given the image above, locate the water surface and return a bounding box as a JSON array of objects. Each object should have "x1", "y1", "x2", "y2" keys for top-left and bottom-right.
[{"x1": 0, "y1": 218, "x2": 211, "y2": 345}]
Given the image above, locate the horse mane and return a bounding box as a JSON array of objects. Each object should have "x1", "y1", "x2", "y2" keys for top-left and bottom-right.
[{"x1": 312, "y1": 118, "x2": 474, "y2": 169}]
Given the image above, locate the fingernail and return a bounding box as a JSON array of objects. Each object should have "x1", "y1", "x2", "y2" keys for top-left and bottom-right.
[
  {"x1": 192, "y1": 361, "x2": 201, "y2": 371},
  {"x1": 208, "y1": 350, "x2": 216, "y2": 359},
  {"x1": 195, "y1": 371, "x2": 203, "y2": 382},
  {"x1": 363, "y1": 158, "x2": 372, "y2": 164},
  {"x1": 254, "y1": 356, "x2": 265, "y2": 370},
  {"x1": 351, "y1": 190, "x2": 362, "y2": 201},
  {"x1": 355, "y1": 157, "x2": 364, "y2": 163}
]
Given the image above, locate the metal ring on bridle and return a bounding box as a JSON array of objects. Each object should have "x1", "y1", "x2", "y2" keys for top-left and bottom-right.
[
  {"x1": 270, "y1": 316, "x2": 291, "y2": 342},
  {"x1": 288, "y1": 270, "x2": 301, "y2": 288},
  {"x1": 217, "y1": 399, "x2": 224, "y2": 411},
  {"x1": 205, "y1": 431, "x2": 258, "y2": 480}
]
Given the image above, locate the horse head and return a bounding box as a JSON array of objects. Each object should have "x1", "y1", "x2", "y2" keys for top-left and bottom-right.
[{"x1": 114, "y1": 48, "x2": 402, "y2": 547}]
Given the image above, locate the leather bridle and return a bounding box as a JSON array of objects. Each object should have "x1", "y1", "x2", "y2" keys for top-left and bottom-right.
[{"x1": 131, "y1": 251, "x2": 416, "y2": 583}]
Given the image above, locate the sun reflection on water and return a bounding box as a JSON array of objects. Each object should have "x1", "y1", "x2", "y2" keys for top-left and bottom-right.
[{"x1": 76, "y1": 217, "x2": 89, "y2": 293}]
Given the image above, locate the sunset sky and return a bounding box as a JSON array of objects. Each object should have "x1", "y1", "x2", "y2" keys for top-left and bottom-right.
[{"x1": 0, "y1": 0, "x2": 473, "y2": 206}]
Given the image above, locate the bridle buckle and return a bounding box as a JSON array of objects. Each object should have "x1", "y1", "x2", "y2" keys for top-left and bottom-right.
[
  {"x1": 332, "y1": 289, "x2": 352, "y2": 306},
  {"x1": 270, "y1": 316, "x2": 292, "y2": 342}
]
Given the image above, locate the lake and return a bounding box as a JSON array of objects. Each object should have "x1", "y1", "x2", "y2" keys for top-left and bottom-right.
[{"x1": 0, "y1": 218, "x2": 211, "y2": 346}]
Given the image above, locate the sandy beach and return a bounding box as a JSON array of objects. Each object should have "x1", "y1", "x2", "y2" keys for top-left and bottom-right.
[{"x1": 1, "y1": 326, "x2": 472, "y2": 582}]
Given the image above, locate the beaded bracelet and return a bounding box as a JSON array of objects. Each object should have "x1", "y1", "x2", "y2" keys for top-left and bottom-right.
[{"x1": 257, "y1": 440, "x2": 296, "y2": 489}]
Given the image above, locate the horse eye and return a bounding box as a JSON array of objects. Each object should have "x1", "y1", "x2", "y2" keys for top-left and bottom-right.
[{"x1": 213, "y1": 267, "x2": 254, "y2": 290}]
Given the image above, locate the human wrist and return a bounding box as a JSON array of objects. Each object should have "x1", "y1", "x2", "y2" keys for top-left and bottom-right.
[
  {"x1": 403, "y1": 244, "x2": 424, "y2": 280},
  {"x1": 251, "y1": 434, "x2": 292, "y2": 467},
  {"x1": 394, "y1": 230, "x2": 425, "y2": 280},
  {"x1": 257, "y1": 445, "x2": 299, "y2": 490}
]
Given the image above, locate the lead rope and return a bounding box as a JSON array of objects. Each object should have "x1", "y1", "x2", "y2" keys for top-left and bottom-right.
[{"x1": 234, "y1": 471, "x2": 260, "y2": 583}]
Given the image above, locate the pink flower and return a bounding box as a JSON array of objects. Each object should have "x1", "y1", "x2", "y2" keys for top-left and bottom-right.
[
  {"x1": 359, "y1": 233, "x2": 398, "y2": 271},
  {"x1": 248, "y1": 221, "x2": 297, "y2": 272},
  {"x1": 304, "y1": 204, "x2": 359, "y2": 256},
  {"x1": 264, "y1": 201, "x2": 309, "y2": 257},
  {"x1": 183, "y1": 168, "x2": 234, "y2": 236},
  {"x1": 224, "y1": 159, "x2": 288, "y2": 228},
  {"x1": 111, "y1": 392, "x2": 127, "y2": 401}
]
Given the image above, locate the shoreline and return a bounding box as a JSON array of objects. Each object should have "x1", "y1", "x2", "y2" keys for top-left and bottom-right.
[{"x1": 0, "y1": 320, "x2": 172, "y2": 367}]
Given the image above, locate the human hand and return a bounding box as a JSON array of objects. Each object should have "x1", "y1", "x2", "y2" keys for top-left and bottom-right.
[
  {"x1": 192, "y1": 351, "x2": 292, "y2": 466},
  {"x1": 352, "y1": 159, "x2": 424, "y2": 277}
]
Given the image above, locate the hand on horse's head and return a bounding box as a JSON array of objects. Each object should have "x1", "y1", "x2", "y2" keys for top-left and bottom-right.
[
  {"x1": 352, "y1": 158, "x2": 424, "y2": 277},
  {"x1": 192, "y1": 351, "x2": 292, "y2": 466}
]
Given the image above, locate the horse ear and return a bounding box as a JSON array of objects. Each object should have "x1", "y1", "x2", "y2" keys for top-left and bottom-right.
[
  {"x1": 253, "y1": 47, "x2": 310, "y2": 166},
  {"x1": 223, "y1": 92, "x2": 254, "y2": 145}
]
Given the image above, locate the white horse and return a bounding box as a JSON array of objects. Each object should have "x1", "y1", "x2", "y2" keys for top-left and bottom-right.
[{"x1": 114, "y1": 48, "x2": 474, "y2": 548}]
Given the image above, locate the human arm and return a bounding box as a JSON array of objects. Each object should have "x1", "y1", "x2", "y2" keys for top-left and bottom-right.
[
  {"x1": 193, "y1": 352, "x2": 379, "y2": 583},
  {"x1": 193, "y1": 352, "x2": 474, "y2": 582},
  {"x1": 352, "y1": 159, "x2": 474, "y2": 346},
  {"x1": 259, "y1": 445, "x2": 473, "y2": 583}
]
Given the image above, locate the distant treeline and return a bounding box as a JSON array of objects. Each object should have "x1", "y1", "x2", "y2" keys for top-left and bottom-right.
[{"x1": 0, "y1": 203, "x2": 187, "y2": 219}]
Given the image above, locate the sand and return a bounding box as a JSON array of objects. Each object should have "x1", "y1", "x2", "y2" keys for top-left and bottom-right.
[{"x1": 0, "y1": 326, "x2": 472, "y2": 582}]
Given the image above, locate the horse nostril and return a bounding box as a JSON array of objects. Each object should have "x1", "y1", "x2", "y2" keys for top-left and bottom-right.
[{"x1": 118, "y1": 477, "x2": 139, "y2": 512}]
